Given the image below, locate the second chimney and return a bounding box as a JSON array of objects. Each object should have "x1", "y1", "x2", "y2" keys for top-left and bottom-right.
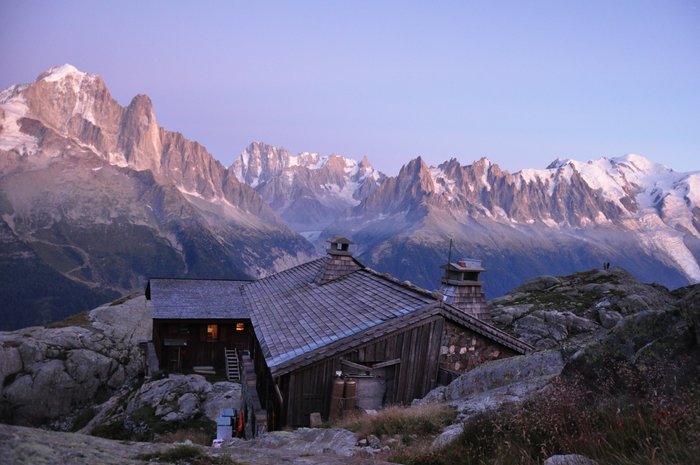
[{"x1": 439, "y1": 258, "x2": 490, "y2": 322}]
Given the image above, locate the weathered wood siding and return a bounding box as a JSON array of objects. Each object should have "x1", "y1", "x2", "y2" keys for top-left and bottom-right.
[{"x1": 279, "y1": 316, "x2": 445, "y2": 427}]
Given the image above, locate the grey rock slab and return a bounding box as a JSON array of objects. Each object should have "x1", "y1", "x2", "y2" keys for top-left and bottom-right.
[
  {"x1": 0, "y1": 345, "x2": 22, "y2": 386},
  {"x1": 177, "y1": 392, "x2": 200, "y2": 418},
  {"x1": 241, "y1": 427, "x2": 360, "y2": 457},
  {"x1": 597, "y1": 308, "x2": 622, "y2": 329},
  {"x1": 514, "y1": 275, "x2": 562, "y2": 293},
  {"x1": 432, "y1": 422, "x2": 464, "y2": 449},
  {"x1": 202, "y1": 381, "x2": 242, "y2": 421},
  {"x1": 544, "y1": 454, "x2": 599, "y2": 465},
  {"x1": 446, "y1": 350, "x2": 564, "y2": 401}
]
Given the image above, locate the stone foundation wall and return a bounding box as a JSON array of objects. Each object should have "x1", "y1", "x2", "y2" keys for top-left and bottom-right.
[{"x1": 439, "y1": 321, "x2": 515, "y2": 372}]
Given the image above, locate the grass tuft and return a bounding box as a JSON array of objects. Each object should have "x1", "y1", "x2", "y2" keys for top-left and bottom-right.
[
  {"x1": 46, "y1": 311, "x2": 91, "y2": 328},
  {"x1": 137, "y1": 444, "x2": 242, "y2": 464},
  {"x1": 336, "y1": 404, "x2": 456, "y2": 439}
]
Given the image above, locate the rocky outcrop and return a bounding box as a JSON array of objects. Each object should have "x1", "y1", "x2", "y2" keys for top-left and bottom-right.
[
  {"x1": 422, "y1": 350, "x2": 565, "y2": 449},
  {"x1": 427, "y1": 275, "x2": 700, "y2": 452},
  {"x1": 0, "y1": 295, "x2": 150, "y2": 427},
  {"x1": 80, "y1": 374, "x2": 242, "y2": 440},
  {"x1": 1, "y1": 423, "x2": 393, "y2": 465},
  {"x1": 127, "y1": 375, "x2": 240, "y2": 424},
  {"x1": 563, "y1": 289, "x2": 700, "y2": 387},
  {"x1": 489, "y1": 268, "x2": 678, "y2": 348}
]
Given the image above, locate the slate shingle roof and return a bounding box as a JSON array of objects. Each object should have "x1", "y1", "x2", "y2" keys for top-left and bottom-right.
[
  {"x1": 243, "y1": 257, "x2": 437, "y2": 372},
  {"x1": 148, "y1": 255, "x2": 534, "y2": 375},
  {"x1": 148, "y1": 278, "x2": 250, "y2": 319}
]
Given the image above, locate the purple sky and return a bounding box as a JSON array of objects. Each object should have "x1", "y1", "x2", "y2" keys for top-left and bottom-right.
[{"x1": 2, "y1": 1, "x2": 699, "y2": 175}]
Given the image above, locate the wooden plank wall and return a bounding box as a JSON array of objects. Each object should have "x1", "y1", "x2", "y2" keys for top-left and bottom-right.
[{"x1": 281, "y1": 316, "x2": 445, "y2": 426}]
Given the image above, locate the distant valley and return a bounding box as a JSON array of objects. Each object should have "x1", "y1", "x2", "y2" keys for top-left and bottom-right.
[{"x1": 1, "y1": 65, "x2": 699, "y2": 329}]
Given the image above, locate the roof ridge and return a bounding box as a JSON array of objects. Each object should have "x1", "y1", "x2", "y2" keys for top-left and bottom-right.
[
  {"x1": 250, "y1": 256, "x2": 327, "y2": 286},
  {"x1": 147, "y1": 277, "x2": 254, "y2": 283},
  {"x1": 362, "y1": 267, "x2": 439, "y2": 300}
]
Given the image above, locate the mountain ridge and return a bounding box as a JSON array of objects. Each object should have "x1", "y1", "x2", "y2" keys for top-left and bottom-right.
[
  {"x1": 2, "y1": 63, "x2": 699, "y2": 327},
  {"x1": 0, "y1": 64, "x2": 314, "y2": 329}
]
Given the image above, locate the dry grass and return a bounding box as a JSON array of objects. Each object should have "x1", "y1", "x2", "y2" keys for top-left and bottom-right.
[
  {"x1": 399, "y1": 357, "x2": 700, "y2": 465},
  {"x1": 137, "y1": 444, "x2": 243, "y2": 464},
  {"x1": 46, "y1": 310, "x2": 91, "y2": 328},
  {"x1": 335, "y1": 404, "x2": 456, "y2": 439},
  {"x1": 157, "y1": 428, "x2": 213, "y2": 446}
]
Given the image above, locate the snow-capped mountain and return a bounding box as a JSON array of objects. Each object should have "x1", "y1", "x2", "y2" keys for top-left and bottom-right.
[
  {"x1": 0, "y1": 65, "x2": 314, "y2": 329},
  {"x1": 318, "y1": 154, "x2": 699, "y2": 296},
  {"x1": 231, "y1": 142, "x2": 384, "y2": 234},
  {"x1": 2, "y1": 64, "x2": 698, "y2": 326}
]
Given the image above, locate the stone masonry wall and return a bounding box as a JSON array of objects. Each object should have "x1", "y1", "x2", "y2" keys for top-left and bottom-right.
[{"x1": 439, "y1": 321, "x2": 515, "y2": 372}]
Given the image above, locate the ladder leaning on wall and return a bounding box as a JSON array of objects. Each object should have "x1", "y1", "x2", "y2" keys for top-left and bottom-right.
[{"x1": 224, "y1": 348, "x2": 241, "y2": 382}]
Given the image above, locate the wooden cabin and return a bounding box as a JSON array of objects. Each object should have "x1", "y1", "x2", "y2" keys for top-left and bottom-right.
[
  {"x1": 147, "y1": 237, "x2": 532, "y2": 430},
  {"x1": 147, "y1": 279, "x2": 254, "y2": 373}
]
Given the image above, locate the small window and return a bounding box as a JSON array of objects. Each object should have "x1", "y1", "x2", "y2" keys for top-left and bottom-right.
[
  {"x1": 235, "y1": 322, "x2": 245, "y2": 332},
  {"x1": 206, "y1": 324, "x2": 218, "y2": 341}
]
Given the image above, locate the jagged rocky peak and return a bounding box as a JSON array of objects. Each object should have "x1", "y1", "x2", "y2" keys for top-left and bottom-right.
[
  {"x1": 231, "y1": 141, "x2": 385, "y2": 232},
  {"x1": 37, "y1": 63, "x2": 89, "y2": 81},
  {"x1": 395, "y1": 156, "x2": 433, "y2": 190},
  {"x1": 1, "y1": 64, "x2": 261, "y2": 206},
  {"x1": 28, "y1": 64, "x2": 112, "y2": 126},
  {"x1": 546, "y1": 157, "x2": 571, "y2": 169},
  {"x1": 233, "y1": 141, "x2": 293, "y2": 186},
  {"x1": 232, "y1": 141, "x2": 384, "y2": 185},
  {"x1": 119, "y1": 93, "x2": 162, "y2": 173}
]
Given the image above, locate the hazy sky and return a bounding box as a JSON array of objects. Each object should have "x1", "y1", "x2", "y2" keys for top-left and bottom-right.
[{"x1": 2, "y1": 1, "x2": 699, "y2": 175}]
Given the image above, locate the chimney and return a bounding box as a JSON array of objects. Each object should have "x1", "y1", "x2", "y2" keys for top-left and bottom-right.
[
  {"x1": 439, "y1": 258, "x2": 490, "y2": 322},
  {"x1": 315, "y1": 237, "x2": 361, "y2": 284}
]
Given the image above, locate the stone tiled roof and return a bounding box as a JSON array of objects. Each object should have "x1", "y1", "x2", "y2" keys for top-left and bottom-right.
[
  {"x1": 243, "y1": 257, "x2": 437, "y2": 373},
  {"x1": 148, "y1": 278, "x2": 250, "y2": 319}
]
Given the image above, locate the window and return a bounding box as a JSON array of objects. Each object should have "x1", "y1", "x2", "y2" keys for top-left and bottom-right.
[
  {"x1": 235, "y1": 322, "x2": 245, "y2": 332},
  {"x1": 206, "y1": 324, "x2": 218, "y2": 341}
]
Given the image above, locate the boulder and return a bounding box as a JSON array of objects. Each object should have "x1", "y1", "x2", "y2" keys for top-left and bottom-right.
[
  {"x1": 439, "y1": 349, "x2": 565, "y2": 427},
  {"x1": 0, "y1": 345, "x2": 21, "y2": 387},
  {"x1": 431, "y1": 423, "x2": 464, "y2": 449},
  {"x1": 446, "y1": 350, "x2": 564, "y2": 401},
  {"x1": 513, "y1": 276, "x2": 562, "y2": 293},
  {"x1": 596, "y1": 308, "x2": 622, "y2": 329},
  {"x1": 544, "y1": 454, "x2": 598, "y2": 465},
  {"x1": 126, "y1": 374, "x2": 211, "y2": 420},
  {"x1": 0, "y1": 295, "x2": 150, "y2": 427},
  {"x1": 202, "y1": 382, "x2": 242, "y2": 421}
]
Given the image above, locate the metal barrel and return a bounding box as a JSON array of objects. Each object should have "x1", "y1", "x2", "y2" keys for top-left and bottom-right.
[{"x1": 328, "y1": 377, "x2": 345, "y2": 421}]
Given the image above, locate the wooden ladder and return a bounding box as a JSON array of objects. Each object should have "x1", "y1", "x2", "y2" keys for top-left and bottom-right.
[{"x1": 224, "y1": 348, "x2": 241, "y2": 382}]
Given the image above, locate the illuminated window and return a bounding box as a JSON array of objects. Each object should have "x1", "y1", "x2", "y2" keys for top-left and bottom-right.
[
  {"x1": 206, "y1": 324, "x2": 218, "y2": 341},
  {"x1": 235, "y1": 322, "x2": 245, "y2": 332}
]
